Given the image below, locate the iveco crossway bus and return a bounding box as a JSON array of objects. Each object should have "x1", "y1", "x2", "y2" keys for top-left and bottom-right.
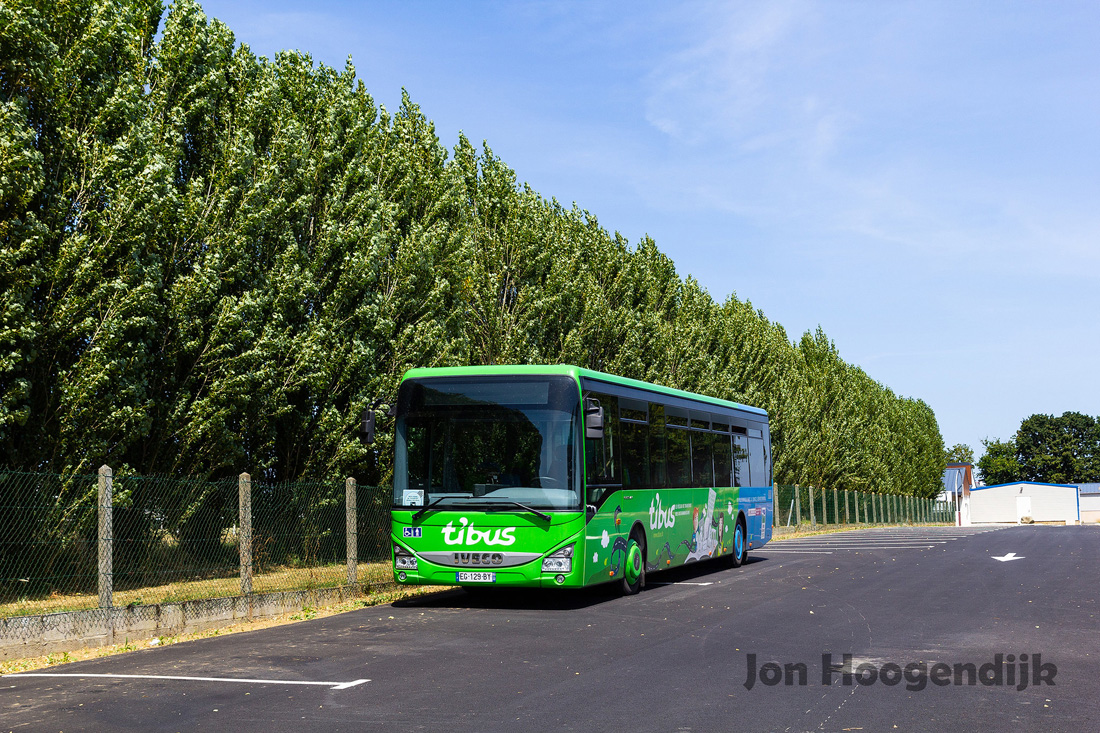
[{"x1": 388, "y1": 365, "x2": 772, "y2": 594}]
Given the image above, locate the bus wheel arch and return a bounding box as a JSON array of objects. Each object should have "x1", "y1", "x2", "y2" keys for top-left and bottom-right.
[{"x1": 621, "y1": 523, "x2": 646, "y2": 595}]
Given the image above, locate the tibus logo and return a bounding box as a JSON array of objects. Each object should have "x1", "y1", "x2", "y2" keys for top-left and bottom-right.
[
  {"x1": 649, "y1": 493, "x2": 676, "y2": 530},
  {"x1": 442, "y1": 517, "x2": 517, "y2": 546}
]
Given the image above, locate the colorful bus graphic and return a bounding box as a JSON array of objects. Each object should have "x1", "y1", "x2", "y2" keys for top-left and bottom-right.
[{"x1": 390, "y1": 365, "x2": 772, "y2": 593}]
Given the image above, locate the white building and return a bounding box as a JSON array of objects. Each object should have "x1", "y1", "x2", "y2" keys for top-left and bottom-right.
[
  {"x1": 1077, "y1": 483, "x2": 1100, "y2": 523},
  {"x1": 970, "y1": 482, "x2": 1080, "y2": 525}
]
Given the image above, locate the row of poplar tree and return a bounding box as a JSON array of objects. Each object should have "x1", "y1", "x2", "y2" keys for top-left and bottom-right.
[{"x1": 0, "y1": 0, "x2": 945, "y2": 496}]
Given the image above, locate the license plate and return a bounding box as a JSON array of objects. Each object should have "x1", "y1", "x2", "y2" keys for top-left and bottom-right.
[{"x1": 456, "y1": 571, "x2": 496, "y2": 583}]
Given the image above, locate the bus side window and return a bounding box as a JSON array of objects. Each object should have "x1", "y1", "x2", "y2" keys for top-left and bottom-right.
[
  {"x1": 665, "y1": 409, "x2": 691, "y2": 488},
  {"x1": 713, "y1": 431, "x2": 733, "y2": 488},
  {"x1": 620, "y1": 419, "x2": 648, "y2": 489},
  {"x1": 733, "y1": 432, "x2": 749, "y2": 487},
  {"x1": 584, "y1": 392, "x2": 620, "y2": 488},
  {"x1": 748, "y1": 428, "x2": 765, "y2": 488},
  {"x1": 691, "y1": 429, "x2": 714, "y2": 488},
  {"x1": 648, "y1": 403, "x2": 667, "y2": 488}
]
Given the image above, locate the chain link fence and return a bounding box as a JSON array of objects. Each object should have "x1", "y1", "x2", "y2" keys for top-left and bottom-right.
[
  {"x1": 774, "y1": 484, "x2": 955, "y2": 529},
  {"x1": 0, "y1": 471, "x2": 101, "y2": 616},
  {"x1": 0, "y1": 468, "x2": 392, "y2": 627}
]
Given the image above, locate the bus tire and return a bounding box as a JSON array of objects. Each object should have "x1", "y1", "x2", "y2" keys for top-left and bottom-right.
[
  {"x1": 620, "y1": 531, "x2": 645, "y2": 595},
  {"x1": 729, "y1": 516, "x2": 747, "y2": 569}
]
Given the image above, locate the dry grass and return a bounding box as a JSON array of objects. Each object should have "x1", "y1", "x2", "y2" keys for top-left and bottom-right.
[
  {"x1": 1, "y1": 561, "x2": 394, "y2": 619},
  {"x1": 772, "y1": 521, "x2": 952, "y2": 541},
  {"x1": 0, "y1": 583, "x2": 446, "y2": 675}
]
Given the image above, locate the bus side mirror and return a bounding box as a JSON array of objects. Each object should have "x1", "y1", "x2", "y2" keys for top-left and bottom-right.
[
  {"x1": 585, "y1": 398, "x2": 604, "y2": 440},
  {"x1": 361, "y1": 397, "x2": 392, "y2": 444},
  {"x1": 361, "y1": 408, "x2": 376, "y2": 444}
]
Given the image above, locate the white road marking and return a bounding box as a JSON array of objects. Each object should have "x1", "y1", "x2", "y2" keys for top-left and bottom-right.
[
  {"x1": 765, "y1": 541, "x2": 937, "y2": 548},
  {"x1": 758, "y1": 527, "x2": 1007, "y2": 554},
  {"x1": 758, "y1": 550, "x2": 834, "y2": 554},
  {"x1": 4, "y1": 673, "x2": 370, "y2": 690},
  {"x1": 649, "y1": 581, "x2": 715, "y2": 586},
  {"x1": 778, "y1": 537, "x2": 950, "y2": 541},
  {"x1": 992, "y1": 552, "x2": 1024, "y2": 562},
  {"x1": 770, "y1": 537, "x2": 941, "y2": 541}
]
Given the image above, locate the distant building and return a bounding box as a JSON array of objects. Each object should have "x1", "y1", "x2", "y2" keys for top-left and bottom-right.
[
  {"x1": 970, "y1": 482, "x2": 1080, "y2": 525},
  {"x1": 941, "y1": 463, "x2": 975, "y2": 498},
  {"x1": 940, "y1": 464, "x2": 975, "y2": 525},
  {"x1": 1077, "y1": 483, "x2": 1100, "y2": 523}
]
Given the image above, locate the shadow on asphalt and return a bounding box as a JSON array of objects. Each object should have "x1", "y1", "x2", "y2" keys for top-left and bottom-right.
[{"x1": 392, "y1": 554, "x2": 768, "y2": 611}]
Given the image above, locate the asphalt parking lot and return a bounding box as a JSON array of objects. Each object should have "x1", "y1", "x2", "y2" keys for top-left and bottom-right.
[{"x1": 3, "y1": 525, "x2": 1098, "y2": 732}]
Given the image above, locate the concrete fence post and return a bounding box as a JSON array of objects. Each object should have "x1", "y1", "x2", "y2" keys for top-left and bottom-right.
[
  {"x1": 809, "y1": 486, "x2": 817, "y2": 528},
  {"x1": 795, "y1": 485, "x2": 802, "y2": 527},
  {"x1": 98, "y1": 465, "x2": 113, "y2": 609},
  {"x1": 833, "y1": 488, "x2": 839, "y2": 525},
  {"x1": 346, "y1": 477, "x2": 358, "y2": 586},
  {"x1": 239, "y1": 472, "x2": 252, "y2": 597},
  {"x1": 772, "y1": 483, "x2": 778, "y2": 528},
  {"x1": 844, "y1": 490, "x2": 850, "y2": 525}
]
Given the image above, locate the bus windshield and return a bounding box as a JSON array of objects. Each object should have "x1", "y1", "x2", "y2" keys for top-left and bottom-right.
[{"x1": 393, "y1": 376, "x2": 581, "y2": 511}]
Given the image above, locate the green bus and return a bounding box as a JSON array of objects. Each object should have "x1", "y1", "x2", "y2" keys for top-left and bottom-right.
[{"x1": 389, "y1": 365, "x2": 772, "y2": 593}]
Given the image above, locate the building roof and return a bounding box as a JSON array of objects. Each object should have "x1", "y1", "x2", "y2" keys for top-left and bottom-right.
[
  {"x1": 1075, "y1": 482, "x2": 1100, "y2": 495},
  {"x1": 973, "y1": 481, "x2": 1079, "y2": 491},
  {"x1": 942, "y1": 465, "x2": 974, "y2": 494}
]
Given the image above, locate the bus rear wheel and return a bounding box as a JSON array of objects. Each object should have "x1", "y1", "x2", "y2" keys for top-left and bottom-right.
[
  {"x1": 728, "y1": 517, "x2": 747, "y2": 568},
  {"x1": 620, "y1": 532, "x2": 645, "y2": 595}
]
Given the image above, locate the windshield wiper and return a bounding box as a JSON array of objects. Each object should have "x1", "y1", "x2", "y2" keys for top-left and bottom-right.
[
  {"x1": 483, "y1": 501, "x2": 552, "y2": 522},
  {"x1": 412, "y1": 496, "x2": 456, "y2": 521}
]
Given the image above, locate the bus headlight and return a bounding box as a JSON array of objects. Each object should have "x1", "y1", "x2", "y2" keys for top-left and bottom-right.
[
  {"x1": 542, "y1": 544, "x2": 574, "y2": 573},
  {"x1": 394, "y1": 543, "x2": 417, "y2": 571}
]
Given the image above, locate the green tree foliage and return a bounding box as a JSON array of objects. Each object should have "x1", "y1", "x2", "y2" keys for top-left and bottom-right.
[
  {"x1": 1, "y1": 0, "x2": 946, "y2": 500},
  {"x1": 978, "y1": 438, "x2": 1021, "y2": 486},
  {"x1": 945, "y1": 443, "x2": 974, "y2": 464},
  {"x1": 979, "y1": 413, "x2": 1099, "y2": 485}
]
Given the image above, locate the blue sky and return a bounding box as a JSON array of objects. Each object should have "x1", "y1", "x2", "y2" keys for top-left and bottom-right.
[{"x1": 191, "y1": 0, "x2": 1100, "y2": 464}]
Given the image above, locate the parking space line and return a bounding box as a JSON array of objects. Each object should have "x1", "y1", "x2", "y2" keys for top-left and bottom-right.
[
  {"x1": 757, "y1": 549, "x2": 835, "y2": 554},
  {"x1": 778, "y1": 537, "x2": 950, "y2": 541},
  {"x1": 4, "y1": 673, "x2": 370, "y2": 690},
  {"x1": 756, "y1": 526, "x2": 1010, "y2": 555}
]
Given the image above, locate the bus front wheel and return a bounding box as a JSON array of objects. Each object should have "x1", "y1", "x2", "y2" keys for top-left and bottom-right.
[{"x1": 620, "y1": 532, "x2": 645, "y2": 595}]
